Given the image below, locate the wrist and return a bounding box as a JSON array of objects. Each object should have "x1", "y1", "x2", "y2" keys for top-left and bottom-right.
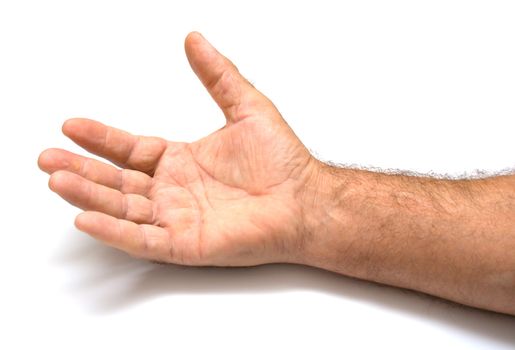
[
  {"x1": 298, "y1": 163, "x2": 418, "y2": 276},
  {"x1": 297, "y1": 161, "x2": 363, "y2": 269}
]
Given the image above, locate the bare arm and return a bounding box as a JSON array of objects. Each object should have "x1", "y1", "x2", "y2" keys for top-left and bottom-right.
[
  {"x1": 39, "y1": 32, "x2": 515, "y2": 316},
  {"x1": 300, "y1": 164, "x2": 515, "y2": 315}
]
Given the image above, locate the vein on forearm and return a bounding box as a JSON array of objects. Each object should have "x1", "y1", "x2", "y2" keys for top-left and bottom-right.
[{"x1": 310, "y1": 164, "x2": 515, "y2": 313}]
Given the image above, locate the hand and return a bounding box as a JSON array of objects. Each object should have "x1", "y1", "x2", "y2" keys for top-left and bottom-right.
[{"x1": 38, "y1": 32, "x2": 319, "y2": 266}]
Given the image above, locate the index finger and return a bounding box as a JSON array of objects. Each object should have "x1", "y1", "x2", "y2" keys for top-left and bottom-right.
[{"x1": 62, "y1": 118, "x2": 168, "y2": 174}]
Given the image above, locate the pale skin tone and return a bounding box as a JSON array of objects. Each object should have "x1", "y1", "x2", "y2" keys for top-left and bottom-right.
[{"x1": 38, "y1": 32, "x2": 515, "y2": 315}]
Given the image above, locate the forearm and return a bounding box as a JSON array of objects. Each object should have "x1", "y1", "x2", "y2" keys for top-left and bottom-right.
[{"x1": 300, "y1": 162, "x2": 515, "y2": 315}]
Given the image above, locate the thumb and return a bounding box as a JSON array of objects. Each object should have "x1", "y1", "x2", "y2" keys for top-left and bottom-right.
[{"x1": 184, "y1": 32, "x2": 273, "y2": 124}]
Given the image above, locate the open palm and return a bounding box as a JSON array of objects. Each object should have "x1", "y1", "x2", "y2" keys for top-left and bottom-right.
[{"x1": 39, "y1": 32, "x2": 317, "y2": 266}]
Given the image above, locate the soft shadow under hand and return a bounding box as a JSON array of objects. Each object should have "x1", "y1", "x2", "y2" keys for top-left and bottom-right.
[{"x1": 52, "y1": 229, "x2": 515, "y2": 346}]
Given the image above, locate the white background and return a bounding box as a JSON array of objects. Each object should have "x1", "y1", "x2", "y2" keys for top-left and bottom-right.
[{"x1": 1, "y1": 0, "x2": 514, "y2": 349}]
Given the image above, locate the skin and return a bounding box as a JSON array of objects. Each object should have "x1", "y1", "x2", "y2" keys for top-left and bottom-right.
[{"x1": 38, "y1": 32, "x2": 515, "y2": 315}]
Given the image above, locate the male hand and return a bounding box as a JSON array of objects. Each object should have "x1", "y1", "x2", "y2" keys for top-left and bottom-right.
[
  {"x1": 38, "y1": 32, "x2": 318, "y2": 266},
  {"x1": 38, "y1": 32, "x2": 515, "y2": 314}
]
